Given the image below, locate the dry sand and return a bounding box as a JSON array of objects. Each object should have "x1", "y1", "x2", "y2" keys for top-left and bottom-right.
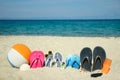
[{"x1": 0, "y1": 36, "x2": 120, "y2": 80}]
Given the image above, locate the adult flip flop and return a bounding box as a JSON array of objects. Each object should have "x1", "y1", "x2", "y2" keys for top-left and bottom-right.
[
  {"x1": 45, "y1": 53, "x2": 53, "y2": 67},
  {"x1": 30, "y1": 51, "x2": 45, "y2": 68},
  {"x1": 92, "y1": 46, "x2": 106, "y2": 71},
  {"x1": 80, "y1": 47, "x2": 92, "y2": 72},
  {"x1": 66, "y1": 54, "x2": 80, "y2": 69},
  {"x1": 54, "y1": 52, "x2": 62, "y2": 67}
]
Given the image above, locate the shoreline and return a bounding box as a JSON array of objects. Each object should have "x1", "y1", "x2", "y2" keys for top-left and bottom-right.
[{"x1": 0, "y1": 35, "x2": 120, "y2": 38}]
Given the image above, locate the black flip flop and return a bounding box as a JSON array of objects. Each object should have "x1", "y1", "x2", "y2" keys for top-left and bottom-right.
[
  {"x1": 92, "y1": 46, "x2": 106, "y2": 71},
  {"x1": 80, "y1": 47, "x2": 92, "y2": 72},
  {"x1": 91, "y1": 73, "x2": 103, "y2": 78}
]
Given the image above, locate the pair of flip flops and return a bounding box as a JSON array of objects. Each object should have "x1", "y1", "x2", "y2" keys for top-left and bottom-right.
[
  {"x1": 66, "y1": 54, "x2": 80, "y2": 69},
  {"x1": 30, "y1": 51, "x2": 45, "y2": 68},
  {"x1": 80, "y1": 46, "x2": 106, "y2": 72},
  {"x1": 45, "y1": 51, "x2": 62, "y2": 67}
]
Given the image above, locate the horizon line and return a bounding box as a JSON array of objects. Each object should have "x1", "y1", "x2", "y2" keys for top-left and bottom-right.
[{"x1": 0, "y1": 19, "x2": 120, "y2": 21}]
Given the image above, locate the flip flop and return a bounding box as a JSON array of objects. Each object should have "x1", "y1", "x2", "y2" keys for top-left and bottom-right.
[
  {"x1": 71, "y1": 55, "x2": 80, "y2": 69},
  {"x1": 66, "y1": 54, "x2": 73, "y2": 67},
  {"x1": 54, "y1": 52, "x2": 62, "y2": 67},
  {"x1": 30, "y1": 51, "x2": 45, "y2": 68},
  {"x1": 45, "y1": 53, "x2": 53, "y2": 67},
  {"x1": 92, "y1": 46, "x2": 106, "y2": 71},
  {"x1": 66, "y1": 54, "x2": 80, "y2": 69},
  {"x1": 91, "y1": 73, "x2": 103, "y2": 77},
  {"x1": 80, "y1": 47, "x2": 92, "y2": 72}
]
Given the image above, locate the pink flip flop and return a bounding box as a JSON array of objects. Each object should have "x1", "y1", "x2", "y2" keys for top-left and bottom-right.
[{"x1": 30, "y1": 51, "x2": 45, "y2": 68}]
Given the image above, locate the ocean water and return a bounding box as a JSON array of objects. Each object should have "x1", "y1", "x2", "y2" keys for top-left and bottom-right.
[{"x1": 0, "y1": 20, "x2": 120, "y2": 37}]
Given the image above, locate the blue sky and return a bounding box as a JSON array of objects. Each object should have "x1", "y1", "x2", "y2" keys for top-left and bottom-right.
[{"x1": 0, "y1": 0, "x2": 120, "y2": 19}]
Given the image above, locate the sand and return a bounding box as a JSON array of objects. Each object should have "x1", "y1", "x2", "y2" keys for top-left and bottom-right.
[{"x1": 0, "y1": 36, "x2": 120, "y2": 80}]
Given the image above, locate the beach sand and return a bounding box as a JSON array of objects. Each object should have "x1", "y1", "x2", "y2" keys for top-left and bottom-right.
[{"x1": 0, "y1": 36, "x2": 120, "y2": 80}]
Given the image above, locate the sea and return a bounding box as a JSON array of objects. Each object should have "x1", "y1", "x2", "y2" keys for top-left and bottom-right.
[{"x1": 0, "y1": 19, "x2": 120, "y2": 37}]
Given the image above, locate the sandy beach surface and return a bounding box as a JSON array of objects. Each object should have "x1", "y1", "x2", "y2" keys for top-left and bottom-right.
[{"x1": 0, "y1": 36, "x2": 120, "y2": 80}]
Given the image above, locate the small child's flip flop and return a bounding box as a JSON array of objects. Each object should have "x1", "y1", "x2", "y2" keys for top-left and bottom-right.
[
  {"x1": 54, "y1": 52, "x2": 62, "y2": 67},
  {"x1": 92, "y1": 46, "x2": 106, "y2": 71},
  {"x1": 80, "y1": 47, "x2": 92, "y2": 72},
  {"x1": 91, "y1": 73, "x2": 103, "y2": 77}
]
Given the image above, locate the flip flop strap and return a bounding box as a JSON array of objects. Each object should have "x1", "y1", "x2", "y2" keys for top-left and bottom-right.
[
  {"x1": 81, "y1": 57, "x2": 91, "y2": 67},
  {"x1": 66, "y1": 58, "x2": 71, "y2": 67},
  {"x1": 94, "y1": 56, "x2": 102, "y2": 67},
  {"x1": 30, "y1": 57, "x2": 42, "y2": 68},
  {"x1": 72, "y1": 61, "x2": 80, "y2": 68},
  {"x1": 46, "y1": 58, "x2": 52, "y2": 66},
  {"x1": 56, "y1": 53, "x2": 62, "y2": 61}
]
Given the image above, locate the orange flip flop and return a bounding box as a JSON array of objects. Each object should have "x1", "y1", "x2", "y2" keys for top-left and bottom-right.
[{"x1": 102, "y1": 58, "x2": 112, "y2": 74}]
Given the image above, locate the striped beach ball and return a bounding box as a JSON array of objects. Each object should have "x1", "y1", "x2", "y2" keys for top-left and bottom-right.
[{"x1": 7, "y1": 44, "x2": 31, "y2": 68}]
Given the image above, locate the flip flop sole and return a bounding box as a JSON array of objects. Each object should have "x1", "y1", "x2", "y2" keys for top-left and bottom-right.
[
  {"x1": 80, "y1": 47, "x2": 92, "y2": 72},
  {"x1": 92, "y1": 46, "x2": 106, "y2": 71}
]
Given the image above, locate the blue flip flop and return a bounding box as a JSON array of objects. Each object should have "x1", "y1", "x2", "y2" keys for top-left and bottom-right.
[
  {"x1": 66, "y1": 55, "x2": 73, "y2": 67},
  {"x1": 92, "y1": 46, "x2": 106, "y2": 71},
  {"x1": 80, "y1": 47, "x2": 92, "y2": 72},
  {"x1": 66, "y1": 54, "x2": 80, "y2": 69}
]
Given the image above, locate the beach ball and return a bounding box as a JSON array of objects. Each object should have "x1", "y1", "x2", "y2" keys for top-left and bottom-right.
[{"x1": 7, "y1": 44, "x2": 31, "y2": 68}]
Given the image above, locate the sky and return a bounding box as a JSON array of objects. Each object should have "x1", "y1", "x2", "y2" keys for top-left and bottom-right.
[{"x1": 0, "y1": 0, "x2": 120, "y2": 19}]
